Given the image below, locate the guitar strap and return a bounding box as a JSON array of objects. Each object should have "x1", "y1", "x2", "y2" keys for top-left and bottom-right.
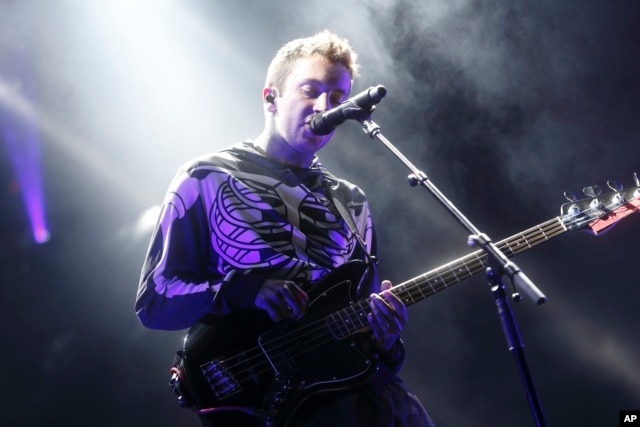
[
  {"x1": 322, "y1": 172, "x2": 377, "y2": 268},
  {"x1": 332, "y1": 193, "x2": 369, "y2": 252}
]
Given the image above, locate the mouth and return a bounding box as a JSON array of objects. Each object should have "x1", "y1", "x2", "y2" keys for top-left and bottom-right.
[
  {"x1": 303, "y1": 117, "x2": 326, "y2": 137},
  {"x1": 303, "y1": 116, "x2": 314, "y2": 126},
  {"x1": 302, "y1": 120, "x2": 317, "y2": 135}
]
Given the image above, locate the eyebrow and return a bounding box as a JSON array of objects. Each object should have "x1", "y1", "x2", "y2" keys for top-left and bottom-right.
[{"x1": 300, "y1": 79, "x2": 348, "y2": 95}]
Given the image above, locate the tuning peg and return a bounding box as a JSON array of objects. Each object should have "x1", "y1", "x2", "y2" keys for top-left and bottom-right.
[
  {"x1": 563, "y1": 191, "x2": 579, "y2": 202},
  {"x1": 607, "y1": 180, "x2": 623, "y2": 191},
  {"x1": 582, "y1": 185, "x2": 602, "y2": 198}
]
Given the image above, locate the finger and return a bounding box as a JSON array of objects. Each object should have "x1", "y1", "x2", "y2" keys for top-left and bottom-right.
[
  {"x1": 367, "y1": 308, "x2": 400, "y2": 344},
  {"x1": 371, "y1": 294, "x2": 405, "y2": 334},
  {"x1": 379, "y1": 291, "x2": 407, "y2": 324},
  {"x1": 285, "y1": 282, "x2": 309, "y2": 305},
  {"x1": 266, "y1": 302, "x2": 289, "y2": 322},
  {"x1": 370, "y1": 295, "x2": 399, "y2": 330},
  {"x1": 281, "y1": 283, "x2": 308, "y2": 319},
  {"x1": 371, "y1": 293, "x2": 396, "y2": 317},
  {"x1": 367, "y1": 310, "x2": 385, "y2": 341},
  {"x1": 255, "y1": 279, "x2": 304, "y2": 321}
]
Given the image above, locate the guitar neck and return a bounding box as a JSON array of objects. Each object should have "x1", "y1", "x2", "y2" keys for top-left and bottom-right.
[
  {"x1": 330, "y1": 182, "x2": 638, "y2": 338},
  {"x1": 393, "y1": 217, "x2": 567, "y2": 306}
]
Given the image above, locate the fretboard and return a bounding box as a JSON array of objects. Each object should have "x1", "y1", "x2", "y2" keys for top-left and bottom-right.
[
  {"x1": 327, "y1": 217, "x2": 568, "y2": 339},
  {"x1": 395, "y1": 217, "x2": 567, "y2": 306}
]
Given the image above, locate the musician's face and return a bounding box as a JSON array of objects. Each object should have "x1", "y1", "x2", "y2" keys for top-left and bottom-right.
[{"x1": 267, "y1": 55, "x2": 351, "y2": 167}]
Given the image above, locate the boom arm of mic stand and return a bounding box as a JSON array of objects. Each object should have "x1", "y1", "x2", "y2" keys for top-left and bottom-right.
[{"x1": 359, "y1": 116, "x2": 548, "y2": 426}]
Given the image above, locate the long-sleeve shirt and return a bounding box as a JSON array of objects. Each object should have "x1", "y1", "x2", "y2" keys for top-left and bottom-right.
[{"x1": 136, "y1": 140, "x2": 375, "y2": 331}]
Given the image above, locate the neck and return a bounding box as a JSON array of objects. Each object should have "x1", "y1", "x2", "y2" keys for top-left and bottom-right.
[{"x1": 254, "y1": 131, "x2": 312, "y2": 169}]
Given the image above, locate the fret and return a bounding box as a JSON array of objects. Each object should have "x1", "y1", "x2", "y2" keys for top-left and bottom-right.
[
  {"x1": 527, "y1": 229, "x2": 547, "y2": 245},
  {"x1": 517, "y1": 222, "x2": 560, "y2": 253},
  {"x1": 426, "y1": 274, "x2": 442, "y2": 294},
  {"x1": 526, "y1": 225, "x2": 549, "y2": 244},
  {"x1": 449, "y1": 261, "x2": 471, "y2": 281},
  {"x1": 329, "y1": 311, "x2": 349, "y2": 338},
  {"x1": 404, "y1": 282, "x2": 422, "y2": 303},
  {"x1": 338, "y1": 308, "x2": 354, "y2": 335},
  {"x1": 446, "y1": 264, "x2": 460, "y2": 282},
  {"x1": 348, "y1": 302, "x2": 368, "y2": 330},
  {"x1": 467, "y1": 253, "x2": 486, "y2": 275},
  {"x1": 410, "y1": 277, "x2": 426, "y2": 300},
  {"x1": 326, "y1": 313, "x2": 341, "y2": 339},
  {"x1": 538, "y1": 224, "x2": 550, "y2": 240},
  {"x1": 400, "y1": 293, "x2": 414, "y2": 305},
  {"x1": 432, "y1": 272, "x2": 449, "y2": 290},
  {"x1": 440, "y1": 266, "x2": 458, "y2": 286},
  {"x1": 395, "y1": 287, "x2": 408, "y2": 305},
  {"x1": 452, "y1": 259, "x2": 474, "y2": 280},
  {"x1": 518, "y1": 231, "x2": 533, "y2": 249},
  {"x1": 501, "y1": 239, "x2": 519, "y2": 256}
]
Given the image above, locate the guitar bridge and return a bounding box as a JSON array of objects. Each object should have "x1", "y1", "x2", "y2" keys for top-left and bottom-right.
[{"x1": 200, "y1": 358, "x2": 243, "y2": 400}]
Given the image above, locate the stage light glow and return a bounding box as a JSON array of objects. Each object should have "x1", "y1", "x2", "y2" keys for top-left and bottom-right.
[
  {"x1": 0, "y1": 76, "x2": 149, "y2": 210},
  {"x1": 133, "y1": 205, "x2": 162, "y2": 238},
  {"x1": 87, "y1": 0, "x2": 209, "y2": 130},
  {"x1": 0, "y1": 78, "x2": 49, "y2": 244},
  {"x1": 551, "y1": 296, "x2": 640, "y2": 395}
]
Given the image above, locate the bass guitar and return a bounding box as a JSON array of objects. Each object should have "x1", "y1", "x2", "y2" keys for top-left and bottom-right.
[{"x1": 171, "y1": 177, "x2": 640, "y2": 426}]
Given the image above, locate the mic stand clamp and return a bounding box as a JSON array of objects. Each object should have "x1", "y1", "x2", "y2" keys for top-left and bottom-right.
[{"x1": 359, "y1": 115, "x2": 547, "y2": 426}]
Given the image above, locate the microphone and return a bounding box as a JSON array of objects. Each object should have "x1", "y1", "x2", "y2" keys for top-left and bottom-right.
[{"x1": 310, "y1": 85, "x2": 387, "y2": 135}]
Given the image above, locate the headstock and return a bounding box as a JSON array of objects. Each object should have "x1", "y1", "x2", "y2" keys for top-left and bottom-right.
[{"x1": 560, "y1": 173, "x2": 640, "y2": 235}]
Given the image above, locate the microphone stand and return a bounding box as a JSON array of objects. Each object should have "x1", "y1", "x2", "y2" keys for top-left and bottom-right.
[{"x1": 356, "y1": 111, "x2": 548, "y2": 427}]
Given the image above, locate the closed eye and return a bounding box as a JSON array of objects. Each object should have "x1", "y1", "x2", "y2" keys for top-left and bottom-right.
[
  {"x1": 300, "y1": 85, "x2": 319, "y2": 99},
  {"x1": 300, "y1": 84, "x2": 346, "y2": 108}
]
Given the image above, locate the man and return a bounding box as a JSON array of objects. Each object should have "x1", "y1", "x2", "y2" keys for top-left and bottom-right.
[{"x1": 136, "y1": 30, "x2": 434, "y2": 426}]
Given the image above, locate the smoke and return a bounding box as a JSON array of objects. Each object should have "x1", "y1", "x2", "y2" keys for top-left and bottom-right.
[{"x1": 1, "y1": 1, "x2": 638, "y2": 426}]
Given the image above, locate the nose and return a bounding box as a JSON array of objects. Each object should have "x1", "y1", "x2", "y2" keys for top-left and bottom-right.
[{"x1": 313, "y1": 92, "x2": 330, "y2": 113}]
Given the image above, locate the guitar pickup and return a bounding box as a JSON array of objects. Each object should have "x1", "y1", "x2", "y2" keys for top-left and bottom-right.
[{"x1": 200, "y1": 358, "x2": 243, "y2": 400}]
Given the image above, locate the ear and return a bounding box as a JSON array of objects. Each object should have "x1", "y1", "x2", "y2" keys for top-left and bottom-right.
[{"x1": 263, "y1": 87, "x2": 277, "y2": 112}]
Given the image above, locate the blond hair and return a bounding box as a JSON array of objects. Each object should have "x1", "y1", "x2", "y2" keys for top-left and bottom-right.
[{"x1": 265, "y1": 30, "x2": 360, "y2": 92}]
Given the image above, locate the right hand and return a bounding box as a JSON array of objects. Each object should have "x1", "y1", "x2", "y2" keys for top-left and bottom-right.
[{"x1": 254, "y1": 279, "x2": 309, "y2": 322}]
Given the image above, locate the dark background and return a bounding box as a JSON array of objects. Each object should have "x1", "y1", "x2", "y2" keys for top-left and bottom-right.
[{"x1": 1, "y1": 1, "x2": 638, "y2": 426}]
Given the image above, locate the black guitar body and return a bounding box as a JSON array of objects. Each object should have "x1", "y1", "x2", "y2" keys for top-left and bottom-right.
[{"x1": 179, "y1": 260, "x2": 378, "y2": 426}]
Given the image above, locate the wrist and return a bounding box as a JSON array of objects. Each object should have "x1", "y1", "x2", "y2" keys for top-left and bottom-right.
[{"x1": 372, "y1": 334, "x2": 400, "y2": 355}]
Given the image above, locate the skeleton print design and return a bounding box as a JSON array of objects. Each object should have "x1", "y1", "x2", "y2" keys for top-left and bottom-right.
[{"x1": 209, "y1": 168, "x2": 355, "y2": 282}]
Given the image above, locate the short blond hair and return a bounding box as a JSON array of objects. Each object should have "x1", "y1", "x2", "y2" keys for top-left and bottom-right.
[{"x1": 265, "y1": 30, "x2": 360, "y2": 92}]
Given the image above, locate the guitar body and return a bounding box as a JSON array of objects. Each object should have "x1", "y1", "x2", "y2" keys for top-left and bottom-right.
[{"x1": 179, "y1": 260, "x2": 378, "y2": 426}]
